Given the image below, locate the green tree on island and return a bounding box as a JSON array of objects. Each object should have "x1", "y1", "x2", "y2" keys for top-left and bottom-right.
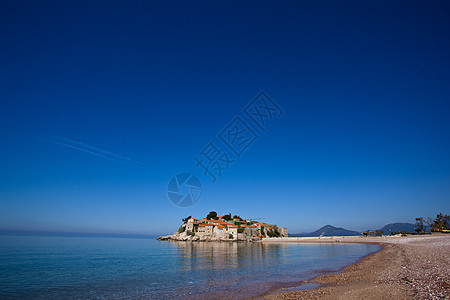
[
  {"x1": 222, "y1": 213, "x2": 232, "y2": 221},
  {"x1": 206, "y1": 211, "x2": 218, "y2": 220}
]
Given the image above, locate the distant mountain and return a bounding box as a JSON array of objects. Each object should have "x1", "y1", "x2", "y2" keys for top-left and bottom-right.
[
  {"x1": 377, "y1": 223, "x2": 417, "y2": 234},
  {"x1": 290, "y1": 225, "x2": 361, "y2": 237}
]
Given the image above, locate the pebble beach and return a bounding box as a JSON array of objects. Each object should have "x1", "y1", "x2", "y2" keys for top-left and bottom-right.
[{"x1": 263, "y1": 234, "x2": 450, "y2": 299}]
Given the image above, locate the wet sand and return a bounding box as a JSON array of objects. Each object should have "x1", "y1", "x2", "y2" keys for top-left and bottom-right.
[{"x1": 262, "y1": 234, "x2": 450, "y2": 299}]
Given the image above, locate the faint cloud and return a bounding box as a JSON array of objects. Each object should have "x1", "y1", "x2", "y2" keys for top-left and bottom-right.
[{"x1": 39, "y1": 134, "x2": 143, "y2": 166}]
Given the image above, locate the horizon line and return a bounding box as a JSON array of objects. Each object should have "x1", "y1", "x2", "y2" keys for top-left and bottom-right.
[{"x1": 0, "y1": 229, "x2": 165, "y2": 239}]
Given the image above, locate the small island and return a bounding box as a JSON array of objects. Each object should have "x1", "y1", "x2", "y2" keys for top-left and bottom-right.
[{"x1": 157, "y1": 211, "x2": 288, "y2": 242}]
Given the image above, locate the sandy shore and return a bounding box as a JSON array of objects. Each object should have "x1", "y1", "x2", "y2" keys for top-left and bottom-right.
[{"x1": 262, "y1": 234, "x2": 450, "y2": 299}]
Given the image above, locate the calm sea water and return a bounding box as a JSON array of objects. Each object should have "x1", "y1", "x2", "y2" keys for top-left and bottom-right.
[{"x1": 0, "y1": 236, "x2": 379, "y2": 299}]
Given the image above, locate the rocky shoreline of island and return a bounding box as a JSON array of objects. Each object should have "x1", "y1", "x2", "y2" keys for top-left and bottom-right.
[{"x1": 156, "y1": 231, "x2": 261, "y2": 242}]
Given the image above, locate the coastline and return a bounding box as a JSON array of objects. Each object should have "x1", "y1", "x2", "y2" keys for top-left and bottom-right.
[{"x1": 260, "y1": 234, "x2": 450, "y2": 299}]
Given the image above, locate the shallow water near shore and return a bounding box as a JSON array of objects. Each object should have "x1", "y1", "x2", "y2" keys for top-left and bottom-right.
[{"x1": 0, "y1": 236, "x2": 380, "y2": 299}]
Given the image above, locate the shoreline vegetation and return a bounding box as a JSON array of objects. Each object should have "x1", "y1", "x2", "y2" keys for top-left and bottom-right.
[{"x1": 260, "y1": 234, "x2": 450, "y2": 300}]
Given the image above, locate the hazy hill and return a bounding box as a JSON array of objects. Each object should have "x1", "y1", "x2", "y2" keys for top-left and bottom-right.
[
  {"x1": 290, "y1": 225, "x2": 361, "y2": 237},
  {"x1": 377, "y1": 223, "x2": 417, "y2": 234}
]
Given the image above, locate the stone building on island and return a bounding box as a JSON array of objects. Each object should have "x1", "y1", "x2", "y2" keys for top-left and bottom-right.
[{"x1": 158, "y1": 212, "x2": 288, "y2": 242}]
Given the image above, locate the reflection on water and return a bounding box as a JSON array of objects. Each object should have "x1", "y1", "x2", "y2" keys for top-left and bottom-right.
[
  {"x1": 174, "y1": 242, "x2": 289, "y2": 271},
  {"x1": 0, "y1": 236, "x2": 380, "y2": 300},
  {"x1": 168, "y1": 241, "x2": 380, "y2": 299}
]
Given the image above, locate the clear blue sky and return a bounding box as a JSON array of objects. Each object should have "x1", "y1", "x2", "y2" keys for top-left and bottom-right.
[{"x1": 1, "y1": 1, "x2": 449, "y2": 235}]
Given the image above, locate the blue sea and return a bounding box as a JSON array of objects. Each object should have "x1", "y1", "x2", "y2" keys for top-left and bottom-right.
[{"x1": 0, "y1": 236, "x2": 380, "y2": 299}]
